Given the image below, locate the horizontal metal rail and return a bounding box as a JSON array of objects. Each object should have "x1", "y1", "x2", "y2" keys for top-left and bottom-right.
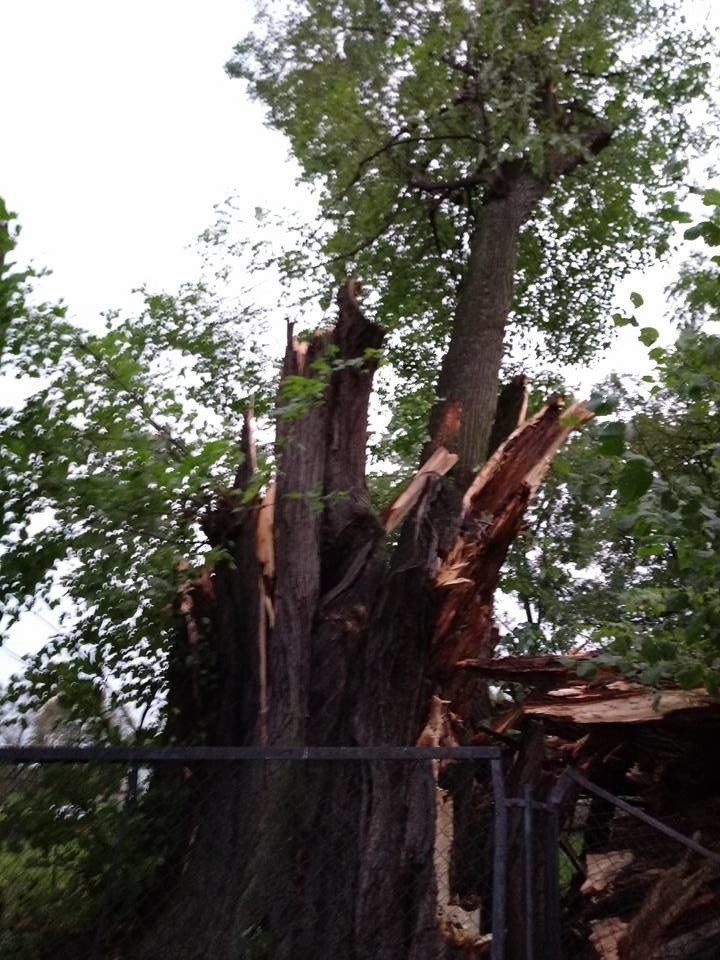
[
  {"x1": 569, "y1": 768, "x2": 720, "y2": 865},
  {"x1": 0, "y1": 744, "x2": 501, "y2": 764}
]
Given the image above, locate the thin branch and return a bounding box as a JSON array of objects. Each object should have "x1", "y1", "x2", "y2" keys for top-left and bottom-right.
[
  {"x1": 409, "y1": 170, "x2": 486, "y2": 194},
  {"x1": 344, "y1": 131, "x2": 481, "y2": 194},
  {"x1": 76, "y1": 340, "x2": 191, "y2": 459},
  {"x1": 548, "y1": 120, "x2": 614, "y2": 178},
  {"x1": 521, "y1": 594, "x2": 535, "y2": 626},
  {"x1": 427, "y1": 202, "x2": 443, "y2": 255},
  {"x1": 326, "y1": 192, "x2": 408, "y2": 264},
  {"x1": 344, "y1": 126, "x2": 412, "y2": 192},
  {"x1": 441, "y1": 54, "x2": 479, "y2": 79}
]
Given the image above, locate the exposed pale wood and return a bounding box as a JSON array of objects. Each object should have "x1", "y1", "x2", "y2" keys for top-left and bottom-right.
[
  {"x1": 430, "y1": 399, "x2": 594, "y2": 712},
  {"x1": 581, "y1": 851, "x2": 634, "y2": 895},
  {"x1": 461, "y1": 397, "x2": 593, "y2": 517},
  {"x1": 589, "y1": 918, "x2": 627, "y2": 960},
  {"x1": 257, "y1": 574, "x2": 269, "y2": 745},
  {"x1": 457, "y1": 654, "x2": 579, "y2": 679},
  {"x1": 383, "y1": 446, "x2": 459, "y2": 533},
  {"x1": 255, "y1": 481, "x2": 276, "y2": 581},
  {"x1": 617, "y1": 854, "x2": 719, "y2": 959},
  {"x1": 416, "y1": 694, "x2": 454, "y2": 748},
  {"x1": 524, "y1": 688, "x2": 713, "y2": 724},
  {"x1": 254, "y1": 481, "x2": 276, "y2": 745}
]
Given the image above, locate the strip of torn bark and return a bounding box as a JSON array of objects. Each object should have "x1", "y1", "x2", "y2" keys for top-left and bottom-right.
[
  {"x1": 461, "y1": 396, "x2": 594, "y2": 518},
  {"x1": 382, "y1": 446, "x2": 459, "y2": 533}
]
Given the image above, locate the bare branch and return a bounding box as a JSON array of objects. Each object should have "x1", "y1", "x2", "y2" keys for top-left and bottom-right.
[{"x1": 409, "y1": 170, "x2": 486, "y2": 194}]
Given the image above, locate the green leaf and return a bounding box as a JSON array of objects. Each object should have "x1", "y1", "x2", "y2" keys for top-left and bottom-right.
[
  {"x1": 684, "y1": 221, "x2": 720, "y2": 245},
  {"x1": 598, "y1": 420, "x2": 626, "y2": 456},
  {"x1": 630, "y1": 291, "x2": 644, "y2": 308},
  {"x1": 576, "y1": 660, "x2": 598, "y2": 679},
  {"x1": 657, "y1": 207, "x2": 692, "y2": 223},
  {"x1": 587, "y1": 392, "x2": 618, "y2": 416},
  {"x1": 638, "y1": 327, "x2": 659, "y2": 347},
  {"x1": 677, "y1": 664, "x2": 705, "y2": 689},
  {"x1": 612, "y1": 312, "x2": 637, "y2": 328},
  {"x1": 617, "y1": 458, "x2": 653, "y2": 505}
]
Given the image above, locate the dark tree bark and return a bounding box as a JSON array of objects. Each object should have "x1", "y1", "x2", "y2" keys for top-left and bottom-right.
[
  {"x1": 422, "y1": 123, "x2": 611, "y2": 487},
  {"x1": 132, "y1": 285, "x2": 444, "y2": 960},
  {"x1": 486, "y1": 375, "x2": 529, "y2": 457},
  {"x1": 422, "y1": 168, "x2": 546, "y2": 487}
]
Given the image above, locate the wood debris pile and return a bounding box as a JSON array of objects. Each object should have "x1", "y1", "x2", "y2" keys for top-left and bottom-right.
[{"x1": 463, "y1": 655, "x2": 720, "y2": 958}]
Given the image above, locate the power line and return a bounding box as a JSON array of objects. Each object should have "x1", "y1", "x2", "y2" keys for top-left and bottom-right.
[
  {"x1": 29, "y1": 607, "x2": 67, "y2": 635},
  {"x1": 0, "y1": 644, "x2": 24, "y2": 663}
]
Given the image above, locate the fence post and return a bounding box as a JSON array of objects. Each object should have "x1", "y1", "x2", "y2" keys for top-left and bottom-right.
[
  {"x1": 542, "y1": 768, "x2": 577, "y2": 959},
  {"x1": 490, "y1": 756, "x2": 507, "y2": 960},
  {"x1": 538, "y1": 797, "x2": 561, "y2": 958},
  {"x1": 522, "y1": 785, "x2": 535, "y2": 960}
]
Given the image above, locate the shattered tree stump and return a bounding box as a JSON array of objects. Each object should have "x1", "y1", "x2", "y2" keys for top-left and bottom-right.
[{"x1": 133, "y1": 282, "x2": 593, "y2": 960}]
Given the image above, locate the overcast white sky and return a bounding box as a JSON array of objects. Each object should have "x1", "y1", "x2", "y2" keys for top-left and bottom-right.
[
  {"x1": 0, "y1": 1, "x2": 718, "y2": 682},
  {"x1": 1, "y1": 1, "x2": 312, "y2": 322}
]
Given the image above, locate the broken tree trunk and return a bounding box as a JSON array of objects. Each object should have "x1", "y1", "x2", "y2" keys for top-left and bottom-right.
[
  {"x1": 130, "y1": 283, "x2": 591, "y2": 960},
  {"x1": 430, "y1": 395, "x2": 593, "y2": 723}
]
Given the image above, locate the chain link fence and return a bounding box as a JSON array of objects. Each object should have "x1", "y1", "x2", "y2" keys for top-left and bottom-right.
[
  {"x1": 558, "y1": 770, "x2": 720, "y2": 960},
  {"x1": 0, "y1": 745, "x2": 506, "y2": 960},
  {"x1": 3, "y1": 743, "x2": 718, "y2": 959}
]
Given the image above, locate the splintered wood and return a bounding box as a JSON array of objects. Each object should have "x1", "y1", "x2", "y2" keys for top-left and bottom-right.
[
  {"x1": 470, "y1": 653, "x2": 720, "y2": 959},
  {"x1": 415, "y1": 396, "x2": 594, "y2": 957},
  {"x1": 430, "y1": 398, "x2": 593, "y2": 704},
  {"x1": 581, "y1": 852, "x2": 634, "y2": 895},
  {"x1": 459, "y1": 655, "x2": 714, "y2": 724},
  {"x1": 382, "y1": 446, "x2": 458, "y2": 533}
]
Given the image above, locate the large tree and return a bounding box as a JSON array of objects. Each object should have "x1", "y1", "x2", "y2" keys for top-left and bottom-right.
[
  {"x1": 0, "y1": 2, "x2": 715, "y2": 958},
  {"x1": 230, "y1": 0, "x2": 711, "y2": 481}
]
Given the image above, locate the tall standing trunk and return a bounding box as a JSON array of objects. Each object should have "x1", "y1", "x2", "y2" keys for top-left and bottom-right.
[
  {"x1": 132, "y1": 285, "x2": 449, "y2": 960},
  {"x1": 127, "y1": 284, "x2": 592, "y2": 960},
  {"x1": 423, "y1": 168, "x2": 545, "y2": 487}
]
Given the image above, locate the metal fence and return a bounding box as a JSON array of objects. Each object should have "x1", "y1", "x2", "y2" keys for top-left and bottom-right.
[
  {"x1": 511, "y1": 768, "x2": 720, "y2": 960},
  {"x1": 0, "y1": 744, "x2": 506, "y2": 960},
  {"x1": 558, "y1": 769, "x2": 720, "y2": 960},
  {"x1": 3, "y1": 745, "x2": 718, "y2": 959}
]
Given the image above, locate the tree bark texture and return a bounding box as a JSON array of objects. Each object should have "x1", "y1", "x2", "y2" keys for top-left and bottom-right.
[
  {"x1": 129, "y1": 284, "x2": 591, "y2": 960},
  {"x1": 422, "y1": 169, "x2": 546, "y2": 488},
  {"x1": 423, "y1": 118, "x2": 612, "y2": 488}
]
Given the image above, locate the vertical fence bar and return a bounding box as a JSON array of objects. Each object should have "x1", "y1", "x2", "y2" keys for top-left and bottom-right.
[
  {"x1": 490, "y1": 756, "x2": 507, "y2": 960},
  {"x1": 523, "y1": 785, "x2": 535, "y2": 960},
  {"x1": 543, "y1": 802, "x2": 562, "y2": 958}
]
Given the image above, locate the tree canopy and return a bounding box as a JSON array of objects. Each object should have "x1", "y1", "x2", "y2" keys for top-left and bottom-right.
[
  {"x1": 501, "y1": 189, "x2": 720, "y2": 692},
  {"x1": 0, "y1": 0, "x2": 718, "y2": 735},
  {"x1": 0, "y1": 202, "x2": 273, "y2": 731},
  {"x1": 1, "y1": 6, "x2": 720, "y2": 958},
  {"x1": 230, "y1": 0, "x2": 713, "y2": 461}
]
